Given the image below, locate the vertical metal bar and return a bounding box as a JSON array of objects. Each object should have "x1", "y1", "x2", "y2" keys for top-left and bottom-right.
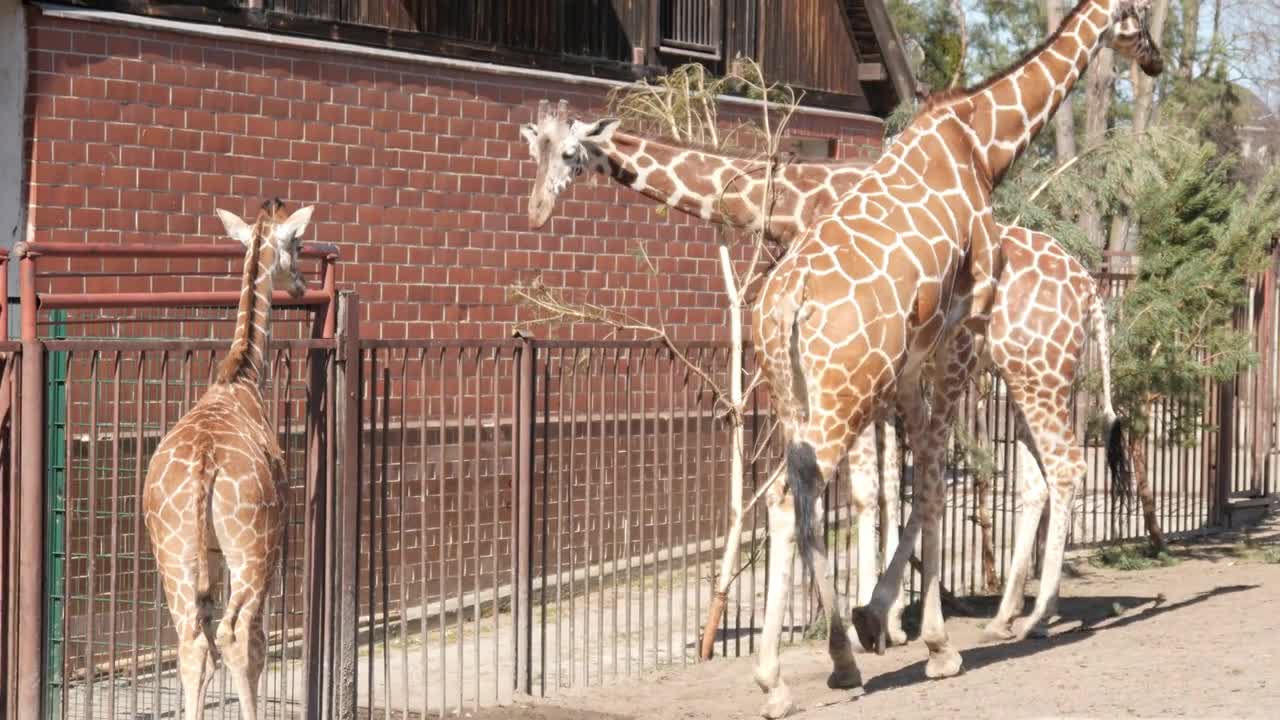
[
  {"x1": 637, "y1": 347, "x2": 647, "y2": 671},
  {"x1": 453, "y1": 350, "x2": 464, "y2": 713},
  {"x1": 16, "y1": 246, "x2": 44, "y2": 718},
  {"x1": 471, "y1": 346, "x2": 482, "y2": 711},
  {"x1": 336, "y1": 293, "x2": 360, "y2": 719},
  {"x1": 514, "y1": 338, "x2": 535, "y2": 696},
  {"x1": 418, "y1": 348, "x2": 429, "y2": 717},
  {"x1": 609, "y1": 346, "x2": 620, "y2": 678},
  {"x1": 398, "y1": 351, "x2": 410, "y2": 720},
  {"x1": 583, "y1": 348, "x2": 593, "y2": 686},
  {"x1": 677, "y1": 350, "x2": 689, "y2": 667},
  {"x1": 568, "y1": 348, "x2": 578, "y2": 687},
  {"x1": 436, "y1": 347, "x2": 447, "y2": 718},
  {"x1": 85, "y1": 351, "x2": 99, "y2": 716},
  {"x1": 131, "y1": 352, "x2": 144, "y2": 719},
  {"x1": 490, "y1": 347, "x2": 500, "y2": 707},
  {"x1": 155, "y1": 351, "x2": 168, "y2": 717},
  {"x1": 108, "y1": 351, "x2": 122, "y2": 716},
  {"x1": 555, "y1": 348, "x2": 566, "y2": 690},
  {"x1": 623, "y1": 347, "x2": 634, "y2": 677},
  {"x1": 303, "y1": 304, "x2": 331, "y2": 719},
  {"x1": 692, "y1": 347, "x2": 703, "y2": 664},
  {"x1": 665, "y1": 348, "x2": 674, "y2": 666}
]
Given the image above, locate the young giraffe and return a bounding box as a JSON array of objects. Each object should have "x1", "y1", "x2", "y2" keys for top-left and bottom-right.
[
  {"x1": 143, "y1": 199, "x2": 313, "y2": 720},
  {"x1": 519, "y1": 102, "x2": 1124, "y2": 651}
]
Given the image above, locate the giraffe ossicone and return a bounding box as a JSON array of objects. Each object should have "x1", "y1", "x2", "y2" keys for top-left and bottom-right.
[{"x1": 143, "y1": 199, "x2": 313, "y2": 720}]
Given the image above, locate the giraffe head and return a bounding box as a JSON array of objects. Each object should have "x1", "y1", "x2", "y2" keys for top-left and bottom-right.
[
  {"x1": 1108, "y1": 0, "x2": 1164, "y2": 76},
  {"x1": 520, "y1": 99, "x2": 619, "y2": 228},
  {"x1": 214, "y1": 198, "x2": 314, "y2": 298}
]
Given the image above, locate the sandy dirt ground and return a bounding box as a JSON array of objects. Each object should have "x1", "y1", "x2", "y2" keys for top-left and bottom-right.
[{"x1": 470, "y1": 514, "x2": 1280, "y2": 720}]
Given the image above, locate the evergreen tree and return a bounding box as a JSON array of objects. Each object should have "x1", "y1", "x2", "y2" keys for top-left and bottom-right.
[{"x1": 1110, "y1": 145, "x2": 1280, "y2": 548}]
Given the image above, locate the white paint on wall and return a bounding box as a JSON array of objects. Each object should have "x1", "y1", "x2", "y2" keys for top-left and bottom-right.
[{"x1": 0, "y1": 0, "x2": 26, "y2": 300}]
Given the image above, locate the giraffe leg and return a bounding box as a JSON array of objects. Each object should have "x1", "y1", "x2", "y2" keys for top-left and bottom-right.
[
  {"x1": 754, "y1": 482, "x2": 799, "y2": 719},
  {"x1": 984, "y1": 439, "x2": 1048, "y2": 641},
  {"x1": 844, "y1": 425, "x2": 880, "y2": 652},
  {"x1": 877, "y1": 420, "x2": 909, "y2": 646},
  {"x1": 1017, "y1": 441, "x2": 1083, "y2": 640},
  {"x1": 917, "y1": 445, "x2": 962, "y2": 678},
  {"x1": 217, "y1": 557, "x2": 273, "y2": 720},
  {"x1": 807, "y1": 531, "x2": 861, "y2": 689}
]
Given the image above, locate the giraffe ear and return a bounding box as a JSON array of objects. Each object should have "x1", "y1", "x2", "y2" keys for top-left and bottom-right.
[
  {"x1": 519, "y1": 123, "x2": 539, "y2": 146},
  {"x1": 215, "y1": 209, "x2": 254, "y2": 248},
  {"x1": 573, "y1": 118, "x2": 619, "y2": 144},
  {"x1": 276, "y1": 205, "x2": 315, "y2": 243}
]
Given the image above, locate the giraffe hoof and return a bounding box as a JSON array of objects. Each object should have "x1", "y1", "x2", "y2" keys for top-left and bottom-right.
[
  {"x1": 760, "y1": 692, "x2": 796, "y2": 719},
  {"x1": 850, "y1": 607, "x2": 886, "y2": 656},
  {"x1": 925, "y1": 647, "x2": 963, "y2": 679},
  {"x1": 982, "y1": 620, "x2": 1016, "y2": 643},
  {"x1": 827, "y1": 664, "x2": 863, "y2": 690},
  {"x1": 1016, "y1": 619, "x2": 1052, "y2": 640}
]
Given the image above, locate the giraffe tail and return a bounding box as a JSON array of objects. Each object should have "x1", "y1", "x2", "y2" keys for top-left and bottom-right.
[
  {"x1": 783, "y1": 296, "x2": 822, "y2": 576},
  {"x1": 787, "y1": 441, "x2": 822, "y2": 577},
  {"x1": 193, "y1": 447, "x2": 216, "y2": 600},
  {"x1": 1091, "y1": 296, "x2": 1133, "y2": 504}
]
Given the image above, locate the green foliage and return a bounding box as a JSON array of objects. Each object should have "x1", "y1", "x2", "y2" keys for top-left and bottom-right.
[
  {"x1": 965, "y1": 0, "x2": 1047, "y2": 80},
  {"x1": 886, "y1": 0, "x2": 965, "y2": 91},
  {"x1": 1263, "y1": 547, "x2": 1280, "y2": 565},
  {"x1": 992, "y1": 124, "x2": 1200, "y2": 270},
  {"x1": 1090, "y1": 543, "x2": 1180, "y2": 571},
  {"x1": 1110, "y1": 147, "x2": 1280, "y2": 440}
]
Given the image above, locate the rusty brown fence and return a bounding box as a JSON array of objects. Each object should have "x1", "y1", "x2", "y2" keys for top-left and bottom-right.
[{"x1": 3, "y1": 246, "x2": 1279, "y2": 720}]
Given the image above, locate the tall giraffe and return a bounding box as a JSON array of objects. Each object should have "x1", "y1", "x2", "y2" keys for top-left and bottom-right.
[
  {"x1": 520, "y1": 100, "x2": 1122, "y2": 651},
  {"x1": 143, "y1": 199, "x2": 313, "y2": 720},
  {"x1": 521, "y1": 1, "x2": 1161, "y2": 714},
  {"x1": 521, "y1": 100, "x2": 908, "y2": 643},
  {"x1": 850, "y1": 0, "x2": 1161, "y2": 663}
]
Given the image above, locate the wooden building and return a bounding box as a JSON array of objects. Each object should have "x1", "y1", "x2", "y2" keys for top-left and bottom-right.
[{"x1": 11, "y1": 0, "x2": 914, "y2": 340}]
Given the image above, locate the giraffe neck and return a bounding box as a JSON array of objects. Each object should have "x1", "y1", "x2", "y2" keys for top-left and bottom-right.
[
  {"x1": 948, "y1": 0, "x2": 1119, "y2": 182},
  {"x1": 594, "y1": 132, "x2": 778, "y2": 231},
  {"x1": 216, "y1": 232, "x2": 275, "y2": 386}
]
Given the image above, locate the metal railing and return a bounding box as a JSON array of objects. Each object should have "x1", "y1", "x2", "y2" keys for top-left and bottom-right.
[{"x1": 2, "y1": 246, "x2": 1278, "y2": 719}]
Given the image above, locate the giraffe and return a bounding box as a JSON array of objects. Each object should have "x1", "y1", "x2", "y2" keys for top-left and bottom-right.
[
  {"x1": 519, "y1": 99, "x2": 1124, "y2": 652},
  {"x1": 849, "y1": 0, "x2": 1161, "y2": 664},
  {"x1": 521, "y1": 2, "x2": 1161, "y2": 715},
  {"x1": 142, "y1": 199, "x2": 313, "y2": 720},
  {"x1": 521, "y1": 99, "x2": 908, "y2": 645}
]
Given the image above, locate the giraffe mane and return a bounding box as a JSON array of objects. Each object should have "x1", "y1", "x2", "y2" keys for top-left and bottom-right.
[
  {"x1": 918, "y1": 0, "x2": 1096, "y2": 115},
  {"x1": 608, "y1": 123, "x2": 854, "y2": 167},
  {"x1": 215, "y1": 199, "x2": 280, "y2": 384}
]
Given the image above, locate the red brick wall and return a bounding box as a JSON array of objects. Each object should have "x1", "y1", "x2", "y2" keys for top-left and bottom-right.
[{"x1": 22, "y1": 9, "x2": 886, "y2": 342}]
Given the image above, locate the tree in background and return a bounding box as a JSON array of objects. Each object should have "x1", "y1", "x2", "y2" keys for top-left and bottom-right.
[{"x1": 1110, "y1": 149, "x2": 1280, "y2": 549}]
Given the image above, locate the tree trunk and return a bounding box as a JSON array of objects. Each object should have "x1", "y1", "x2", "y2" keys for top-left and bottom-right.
[
  {"x1": 1045, "y1": 0, "x2": 1078, "y2": 161},
  {"x1": 1079, "y1": 48, "x2": 1115, "y2": 249},
  {"x1": 1108, "y1": 0, "x2": 1170, "y2": 252},
  {"x1": 1178, "y1": 0, "x2": 1200, "y2": 79},
  {"x1": 1128, "y1": 426, "x2": 1168, "y2": 552},
  {"x1": 700, "y1": 241, "x2": 746, "y2": 660}
]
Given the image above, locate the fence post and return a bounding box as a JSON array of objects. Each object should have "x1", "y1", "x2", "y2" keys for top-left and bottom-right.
[
  {"x1": 302, "y1": 274, "x2": 336, "y2": 719},
  {"x1": 333, "y1": 292, "x2": 360, "y2": 719},
  {"x1": 15, "y1": 243, "x2": 44, "y2": 718},
  {"x1": 513, "y1": 333, "x2": 535, "y2": 696},
  {"x1": 1214, "y1": 379, "x2": 1235, "y2": 526}
]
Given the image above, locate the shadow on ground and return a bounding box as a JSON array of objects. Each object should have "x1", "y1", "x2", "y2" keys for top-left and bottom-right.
[{"x1": 862, "y1": 583, "x2": 1258, "y2": 694}]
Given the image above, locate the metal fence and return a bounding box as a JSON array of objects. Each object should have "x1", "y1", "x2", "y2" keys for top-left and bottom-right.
[{"x1": 2, "y1": 246, "x2": 1278, "y2": 719}]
